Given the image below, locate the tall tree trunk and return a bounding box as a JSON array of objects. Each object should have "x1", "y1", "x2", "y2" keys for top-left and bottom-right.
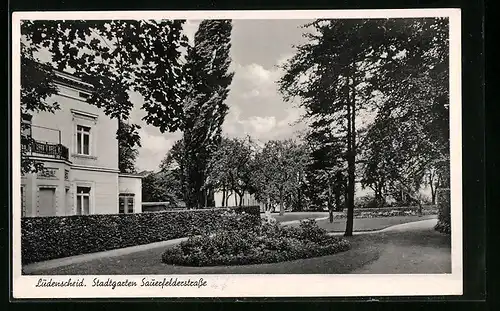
[
  {"x1": 328, "y1": 176, "x2": 333, "y2": 223},
  {"x1": 335, "y1": 190, "x2": 342, "y2": 212},
  {"x1": 238, "y1": 192, "x2": 243, "y2": 206},
  {"x1": 429, "y1": 174, "x2": 436, "y2": 205},
  {"x1": 234, "y1": 192, "x2": 238, "y2": 206},
  {"x1": 222, "y1": 185, "x2": 226, "y2": 207},
  {"x1": 345, "y1": 68, "x2": 356, "y2": 237},
  {"x1": 279, "y1": 188, "x2": 285, "y2": 216},
  {"x1": 297, "y1": 172, "x2": 303, "y2": 211},
  {"x1": 225, "y1": 191, "x2": 232, "y2": 207}
]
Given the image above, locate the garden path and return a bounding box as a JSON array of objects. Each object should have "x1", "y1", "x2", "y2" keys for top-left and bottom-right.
[{"x1": 22, "y1": 218, "x2": 446, "y2": 275}]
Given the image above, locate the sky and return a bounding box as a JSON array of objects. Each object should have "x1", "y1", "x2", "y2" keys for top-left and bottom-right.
[
  {"x1": 27, "y1": 18, "x2": 436, "y2": 199},
  {"x1": 128, "y1": 19, "x2": 313, "y2": 172},
  {"x1": 30, "y1": 19, "x2": 314, "y2": 172}
]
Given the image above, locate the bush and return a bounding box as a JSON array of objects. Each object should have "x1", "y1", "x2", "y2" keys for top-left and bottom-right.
[
  {"x1": 330, "y1": 206, "x2": 439, "y2": 219},
  {"x1": 161, "y1": 219, "x2": 350, "y2": 266},
  {"x1": 435, "y1": 189, "x2": 451, "y2": 234},
  {"x1": 227, "y1": 205, "x2": 260, "y2": 217},
  {"x1": 354, "y1": 195, "x2": 379, "y2": 208},
  {"x1": 21, "y1": 208, "x2": 260, "y2": 264}
]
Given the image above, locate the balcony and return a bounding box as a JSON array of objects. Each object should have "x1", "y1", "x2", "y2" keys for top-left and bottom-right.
[{"x1": 22, "y1": 124, "x2": 70, "y2": 161}]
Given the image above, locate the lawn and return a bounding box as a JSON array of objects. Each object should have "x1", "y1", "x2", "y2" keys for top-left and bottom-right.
[
  {"x1": 262, "y1": 211, "x2": 330, "y2": 223},
  {"x1": 24, "y1": 217, "x2": 449, "y2": 275},
  {"x1": 301, "y1": 214, "x2": 438, "y2": 232}
]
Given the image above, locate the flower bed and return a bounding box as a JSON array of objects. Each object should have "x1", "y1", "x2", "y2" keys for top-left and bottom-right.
[{"x1": 161, "y1": 219, "x2": 350, "y2": 266}]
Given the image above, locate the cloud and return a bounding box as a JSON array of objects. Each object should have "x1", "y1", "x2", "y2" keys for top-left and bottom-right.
[
  {"x1": 27, "y1": 20, "x2": 310, "y2": 172},
  {"x1": 242, "y1": 116, "x2": 277, "y2": 134},
  {"x1": 136, "y1": 128, "x2": 182, "y2": 172}
]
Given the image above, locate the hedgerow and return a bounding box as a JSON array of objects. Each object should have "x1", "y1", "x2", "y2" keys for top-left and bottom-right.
[{"x1": 21, "y1": 207, "x2": 260, "y2": 264}]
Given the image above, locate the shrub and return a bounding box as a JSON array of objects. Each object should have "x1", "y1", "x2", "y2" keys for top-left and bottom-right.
[
  {"x1": 227, "y1": 205, "x2": 260, "y2": 217},
  {"x1": 21, "y1": 208, "x2": 260, "y2": 264},
  {"x1": 435, "y1": 189, "x2": 451, "y2": 234},
  {"x1": 354, "y1": 195, "x2": 379, "y2": 208},
  {"x1": 330, "y1": 206, "x2": 439, "y2": 219},
  {"x1": 161, "y1": 219, "x2": 350, "y2": 266}
]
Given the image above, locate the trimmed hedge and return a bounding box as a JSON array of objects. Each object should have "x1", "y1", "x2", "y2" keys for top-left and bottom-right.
[
  {"x1": 162, "y1": 219, "x2": 351, "y2": 266},
  {"x1": 21, "y1": 208, "x2": 260, "y2": 264}
]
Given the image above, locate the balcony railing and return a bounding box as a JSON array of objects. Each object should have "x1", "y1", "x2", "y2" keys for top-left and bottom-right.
[
  {"x1": 21, "y1": 124, "x2": 69, "y2": 161},
  {"x1": 22, "y1": 140, "x2": 70, "y2": 161}
]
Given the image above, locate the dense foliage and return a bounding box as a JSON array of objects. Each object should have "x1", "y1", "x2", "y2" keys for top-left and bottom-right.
[
  {"x1": 21, "y1": 20, "x2": 189, "y2": 174},
  {"x1": 182, "y1": 20, "x2": 234, "y2": 208},
  {"x1": 162, "y1": 219, "x2": 350, "y2": 266},
  {"x1": 278, "y1": 18, "x2": 450, "y2": 235},
  {"x1": 434, "y1": 188, "x2": 451, "y2": 234},
  {"x1": 206, "y1": 136, "x2": 257, "y2": 207},
  {"x1": 252, "y1": 139, "x2": 309, "y2": 215},
  {"x1": 118, "y1": 120, "x2": 141, "y2": 173}
]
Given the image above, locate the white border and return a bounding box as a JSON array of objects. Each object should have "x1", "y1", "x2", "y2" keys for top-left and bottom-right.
[{"x1": 11, "y1": 9, "x2": 462, "y2": 298}]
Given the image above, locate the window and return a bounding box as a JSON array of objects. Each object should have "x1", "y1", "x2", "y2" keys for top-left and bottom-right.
[
  {"x1": 119, "y1": 193, "x2": 135, "y2": 214},
  {"x1": 21, "y1": 114, "x2": 32, "y2": 139},
  {"x1": 77, "y1": 125, "x2": 91, "y2": 155},
  {"x1": 76, "y1": 186, "x2": 91, "y2": 215},
  {"x1": 38, "y1": 187, "x2": 56, "y2": 217}
]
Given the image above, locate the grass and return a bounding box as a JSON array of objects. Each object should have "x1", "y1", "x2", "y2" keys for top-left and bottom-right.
[
  {"x1": 305, "y1": 214, "x2": 437, "y2": 232},
  {"x1": 263, "y1": 212, "x2": 330, "y2": 223},
  {"x1": 24, "y1": 217, "x2": 449, "y2": 275}
]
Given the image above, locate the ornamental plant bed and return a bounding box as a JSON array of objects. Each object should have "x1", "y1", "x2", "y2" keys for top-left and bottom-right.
[{"x1": 161, "y1": 219, "x2": 351, "y2": 267}]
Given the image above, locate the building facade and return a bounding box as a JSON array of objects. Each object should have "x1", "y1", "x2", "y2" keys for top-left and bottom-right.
[
  {"x1": 213, "y1": 190, "x2": 265, "y2": 211},
  {"x1": 21, "y1": 70, "x2": 142, "y2": 217}
]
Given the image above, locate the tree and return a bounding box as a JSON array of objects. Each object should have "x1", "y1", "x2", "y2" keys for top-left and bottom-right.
[
  {"x1": 207, "y1": 136, "x2": 256, "y2": 206},
  {"x1": 302, "y1": 124, "x2": 346, "y2": 215},
  {"x1": 118, "y1": 120, "x2": 141, "y2": 173},
  {"x1": 159, "y1": 138, "x2": 187, "y2": 203},
  {"x1": 279, "y1": 18, "x2": 449, "y2": 235},
  {"x1": 253, "y1": 139, "x2": 309, "y2": 216},
  {"x1": 20, "y1": 42, "x2": 59, "y2": 174},
  {"x1": 181, "y1": 20, "x2": 234, "y2": 208},
  {"x1": 425, "y1": 166, "x2": 442, "y2": 205},
  {"x1": 20, "y1": 20, "x2": 189, "y2": 174},
  {"x1": 141, "y1": 170, "x2": 183, "y2": 204},
  {"x1": 279, "y1": 19, "x2": 401, "y2": 235},
  {"x1": 362, "y1": 18, "x2": 449, "y2": 211}
]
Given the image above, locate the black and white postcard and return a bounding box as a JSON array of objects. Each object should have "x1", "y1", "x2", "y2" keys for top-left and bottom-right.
[{"x1": 11, "y1": 9, "x2": 462, "y2": 298}]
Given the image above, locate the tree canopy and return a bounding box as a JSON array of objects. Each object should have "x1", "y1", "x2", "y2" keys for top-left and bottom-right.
[
  {"x1": 252, "y1": 139, "x2": 309, "y2": 215},
  {"x1": 278, "y1": 18, "x2": 450, "y2": 235},
  {"x1": 182, "y1": 20, "x2": 234, "y2": 208},
  {"x1": 20, "y1": 19, "x2": 189, "y2": 174}
]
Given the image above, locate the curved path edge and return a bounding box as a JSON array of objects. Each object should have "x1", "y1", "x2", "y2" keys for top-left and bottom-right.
[
  {"x1": 328, "y1": 218, "x2": 438, "y2": 236},
  {"x1": 22, "y1": 237, "x2": 189, "y2": 274}
]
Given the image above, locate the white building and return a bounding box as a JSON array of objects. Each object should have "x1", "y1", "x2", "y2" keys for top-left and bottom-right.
[
  {"x1": 20, "y1": 70, "x2": 142, "y2": 217},
  {"x1": 213, "y1": 190, "x2": 261, "y2": 208}
]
